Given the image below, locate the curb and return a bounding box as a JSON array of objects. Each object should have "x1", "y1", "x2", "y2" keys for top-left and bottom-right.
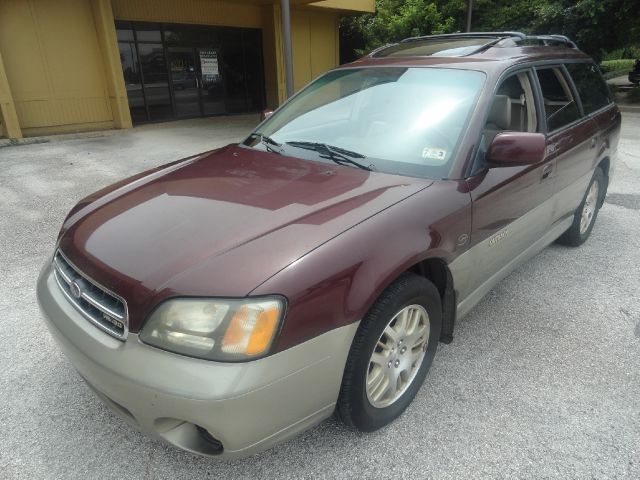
[
  {"x1": 0, "y1": 129, "x2": 117, "y2": 148},
  {"x1": 0, "y1": 114, "x2": 258, "y2": 148},
  {"x1": 0, "y1": 137, "x2": 50, "y2": 148}
]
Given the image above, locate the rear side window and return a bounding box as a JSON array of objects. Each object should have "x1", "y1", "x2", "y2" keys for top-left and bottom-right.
[
  {"x1": 536, "y1": 67, "x2": 581, "y2": 132},
  {"x1": 565, "y1": 63, "x2": 611, "y2": 115}
]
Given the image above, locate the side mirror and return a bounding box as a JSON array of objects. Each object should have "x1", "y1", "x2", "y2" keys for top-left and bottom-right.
[
  {"x1": 260, "y1": 109, "x2": 274, "y2": 122},
  {"x1": 486, "y1": 132, "x2": 546, "y2": 166}
]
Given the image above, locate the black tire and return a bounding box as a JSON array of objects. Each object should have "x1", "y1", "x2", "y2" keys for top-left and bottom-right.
[
  {"x1": 337, "y1": 273, "x2": 442, "y2": 431},
  {"x1": 557, "y1": 167, "x2": 605, "y2": 247}
]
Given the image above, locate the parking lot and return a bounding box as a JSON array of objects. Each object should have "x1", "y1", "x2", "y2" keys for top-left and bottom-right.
[{"x1": 1, "y1": 112, "x2": 639, "y2": 479}]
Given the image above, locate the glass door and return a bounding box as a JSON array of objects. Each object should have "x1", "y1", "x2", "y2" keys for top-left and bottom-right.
[
  {"x1": 197, "y1": 48, "x2": 226, "y2": 115},
  {"x1": 167, "y1": 47, "x2": 201, "y2": 118}
]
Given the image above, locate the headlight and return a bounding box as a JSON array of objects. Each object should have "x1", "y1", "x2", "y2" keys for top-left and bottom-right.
[{"x1": 139, "y1": 297, "x2": 286, "y2": 361}]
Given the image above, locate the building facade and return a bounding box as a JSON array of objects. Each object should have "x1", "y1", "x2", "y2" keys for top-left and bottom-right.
[{"x1": 0, "y1": 0, "x2": 374, "y2": 139}]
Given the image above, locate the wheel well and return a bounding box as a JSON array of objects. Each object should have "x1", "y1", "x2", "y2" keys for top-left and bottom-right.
[
  {"x1": 409, "y1": 258, "x2": 456, "y2": 344},
  {"x1": 598, "y1": 157, "x2": 610, "y2": 178},
  {"x1": 597, "y1": 157, "x2": 610, "y2": 206}
]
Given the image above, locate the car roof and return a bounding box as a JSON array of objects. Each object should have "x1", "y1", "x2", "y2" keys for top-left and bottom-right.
[{"x1": 343, "y1": 32, "x2": 592, "y2": 72}]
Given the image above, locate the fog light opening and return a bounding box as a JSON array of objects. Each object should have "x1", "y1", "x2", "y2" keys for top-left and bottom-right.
[
  {"x1": 154, "y1": 418, "x2": 224, "y2": 456},
  {"x1": 196, "y1": 425, "x2": 224, "y2": 452}
]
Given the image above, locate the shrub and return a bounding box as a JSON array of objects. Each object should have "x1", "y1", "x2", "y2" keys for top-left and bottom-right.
[
  {"x1": 629, "y1": 87, "x2": 640, "y2": 104},
  {"x1": 603, "y1": 46, "x2": 640, "y2": 61}
]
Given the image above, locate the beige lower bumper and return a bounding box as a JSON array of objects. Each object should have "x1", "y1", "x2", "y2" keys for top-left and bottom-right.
[{"x1": 36, "y1": 263, "x2": 359, "y2": 459}]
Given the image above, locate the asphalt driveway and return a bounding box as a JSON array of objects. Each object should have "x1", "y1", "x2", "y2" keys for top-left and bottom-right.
[{"x1": 1, "y1": 113, "x2": 639, "y2": 479}]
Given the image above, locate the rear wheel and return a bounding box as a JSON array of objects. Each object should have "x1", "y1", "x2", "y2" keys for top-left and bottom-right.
[
  {"x1": 558, "y1": 167, "x2": 604, "y2": 247},
  {"x1": 337, "y1": 273, "x2": 441, "y2": 431}
]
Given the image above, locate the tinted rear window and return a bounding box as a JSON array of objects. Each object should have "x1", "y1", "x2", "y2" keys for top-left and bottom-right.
[{"x1": 565, "y1": 63, "x2": 611, "y2": 115}]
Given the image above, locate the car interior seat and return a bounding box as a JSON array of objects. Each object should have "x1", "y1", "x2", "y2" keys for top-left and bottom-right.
[{"x1": 483, "y1": 94, "x2": 511, "y2": 146}]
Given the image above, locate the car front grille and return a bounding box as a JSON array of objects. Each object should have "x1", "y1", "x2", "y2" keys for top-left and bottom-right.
[{"x1": 52, "y1": 250, "x2": 128, "y2": 340}]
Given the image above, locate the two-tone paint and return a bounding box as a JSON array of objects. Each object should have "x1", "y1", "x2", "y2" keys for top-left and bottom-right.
[
  {"x1": 55, "y1": 47, "x2": 620, "y2": 353},
  {"x1": 38, "y1": 41, "x2": 621, "y2": 458}
]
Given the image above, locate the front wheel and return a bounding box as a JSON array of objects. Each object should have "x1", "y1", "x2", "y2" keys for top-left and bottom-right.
[
  {"x1": 337, "y1": 273, "x2": 441, "y2": 431},
  {"x1": 557, "y1": 167, "x2": 605, "y2": 247}
]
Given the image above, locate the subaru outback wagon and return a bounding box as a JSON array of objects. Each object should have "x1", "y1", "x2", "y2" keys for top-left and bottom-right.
[{"x1": 38, "y1": 32, "x2": 620, "y2": 459}]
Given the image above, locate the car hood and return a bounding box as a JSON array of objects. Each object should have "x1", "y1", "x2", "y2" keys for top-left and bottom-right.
[{"x1": 58, "y1": 144, "x2": 432, "y2": 331}]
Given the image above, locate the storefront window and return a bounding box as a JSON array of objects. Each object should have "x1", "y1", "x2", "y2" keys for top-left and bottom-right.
[
  {"x1": 134, "y1": 23, "x2": 162, "y2": 43},
  {"x1": 115, "y1": 21, "x2": 265, "y2": 124},
  {"x1": 243, "y1": 29, "x2": 265, "y2": 112},
  {"x1": 137, "y1": 43, "x2": 172, "y2": 121},
  {"x1": 117, "y1": 21, "x2": 145, "y2": 123},
  {"x1": 118, "y1": 41, "x2": 146, "y2": 123},
  {"x1": 220, "y1": 28, "x2": 246, "y2": 113},
  {"x1": 116, "y1": 21, "x2": 134, "y2": 42}
]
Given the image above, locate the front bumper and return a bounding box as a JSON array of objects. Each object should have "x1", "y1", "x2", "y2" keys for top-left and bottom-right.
[{"x1": 37, "y1": 263, "x2": 359, "y2": 459}]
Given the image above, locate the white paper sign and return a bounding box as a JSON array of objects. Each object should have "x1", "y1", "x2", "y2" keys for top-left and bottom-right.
[{"x1": 199, "y1": 50, "x2": 219, "y2": 80}]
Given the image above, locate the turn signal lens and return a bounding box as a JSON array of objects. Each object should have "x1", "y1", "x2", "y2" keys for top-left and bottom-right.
[{"x1": 222, "y1": 301, "x2": 281, "y2": 356}]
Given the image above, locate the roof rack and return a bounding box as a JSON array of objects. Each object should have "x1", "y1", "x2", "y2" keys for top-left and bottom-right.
[
  {"x1": 400, "y1": 32, "x2": 526, "y2": 43},
  {"x1": 520, "y1": 34, "x2": 577, "y2": 48},
  {"x1": 370, "y1": 32, "x2": 577, "y2": 59},
  {"x1": 371, "y1": 32, "x2": 527, "y2": 58},
  {"x1": 400, "y1": 32, "x2": 577, "y2": 48}
]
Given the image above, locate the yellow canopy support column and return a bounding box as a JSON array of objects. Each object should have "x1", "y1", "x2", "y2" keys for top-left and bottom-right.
[
  {"x1": 262, "y1": 4, "x2": 288, "y2": 108},
  {"x1": 0, "y1": 51, "x2": 21, "y2": 139},
  {"x1": 91, "y1": 0, "x2": 132, "y2": 129}
]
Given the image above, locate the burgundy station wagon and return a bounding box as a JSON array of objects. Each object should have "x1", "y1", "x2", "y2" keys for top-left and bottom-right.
[{"x1": 37, "y1": 32, "x2": 621, "y2": 459}]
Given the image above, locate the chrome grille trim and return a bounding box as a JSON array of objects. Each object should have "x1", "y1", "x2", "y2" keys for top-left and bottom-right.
[{"x1": 52, "y1": 250, "x2": 128, "y2": 340}]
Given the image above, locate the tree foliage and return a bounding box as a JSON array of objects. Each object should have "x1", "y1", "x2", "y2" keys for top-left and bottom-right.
[
  {"x1": 340, "y1": 0, "x2": 456, "y2": 60},
  {"x1": 340, "y1": 0, "x2": 640, "y2": 62}
]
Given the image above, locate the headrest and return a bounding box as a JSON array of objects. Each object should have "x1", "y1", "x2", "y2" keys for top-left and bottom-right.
[{"x1": 488, "y1": 95, "x2": 511, "y2": 130}]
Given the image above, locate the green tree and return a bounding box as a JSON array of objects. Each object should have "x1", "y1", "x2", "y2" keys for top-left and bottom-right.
[
  {"x1": 341, "y1": 0, "x2": 640, "y2": 62},
  {"x1": 472, "y1": 0, "x2": 639, "y2": 61},
  {"x1": 340, "y1": 0, "x2": 456, "y2": 61}
]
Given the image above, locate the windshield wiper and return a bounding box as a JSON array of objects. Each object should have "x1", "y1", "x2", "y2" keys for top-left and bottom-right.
[
  {"x1": 285, "y1": 141, "x2": 373, "y2": 171},
  {"x1": 248, "y1": 132, "x2": 283, "y2": 154}
]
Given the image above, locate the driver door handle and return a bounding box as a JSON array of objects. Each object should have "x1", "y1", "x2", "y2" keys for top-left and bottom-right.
[{"x1": 542, "y1": 163, "x2": 553, "y2": 180}]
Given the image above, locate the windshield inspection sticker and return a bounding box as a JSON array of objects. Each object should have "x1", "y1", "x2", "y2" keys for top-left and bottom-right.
[{"x1": 422, "y1": 147, "x2": 447, "y2": 162}]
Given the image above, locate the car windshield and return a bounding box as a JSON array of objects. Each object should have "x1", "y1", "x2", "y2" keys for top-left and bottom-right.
[{"x1": 243, "y1": 67, "x2": 486, "y2": 179}]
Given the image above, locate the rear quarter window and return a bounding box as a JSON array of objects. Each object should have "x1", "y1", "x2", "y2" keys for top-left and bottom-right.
[
  {"x1": 535, "y1": 67, "x2": 581, "y2": 132},
  {"x1": 565, "y1": 63, "x2": 611, "y2": 115}
]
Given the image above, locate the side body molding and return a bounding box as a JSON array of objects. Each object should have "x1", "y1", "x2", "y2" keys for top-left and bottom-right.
[{"x1": 450, "y1": 195, "x2": 572, "y2": 320}]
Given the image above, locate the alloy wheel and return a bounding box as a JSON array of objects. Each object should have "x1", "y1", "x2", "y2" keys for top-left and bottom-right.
[
  {"x1": 579, "y1": 181, "x2": 599, "y2": 234},
  {"x1": 365, "y1": 304, "x2": 430, "y2": 408}
]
